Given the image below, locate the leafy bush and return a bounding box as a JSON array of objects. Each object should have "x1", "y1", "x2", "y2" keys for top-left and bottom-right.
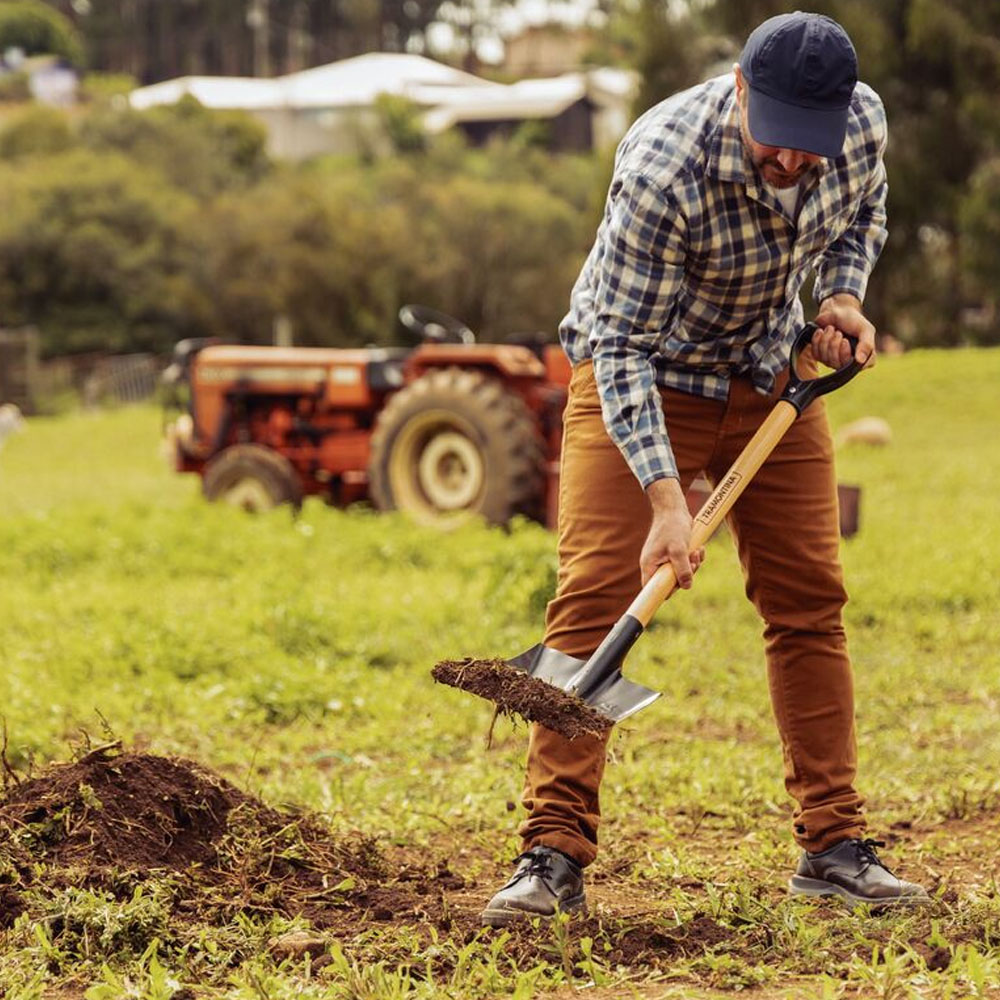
[
  {"x1": 0, "y1": 93, "x2": 607, "y2": 355},
  {"x1": 195, "y1": 172, "x2": 412, "y2": 346},
  {"x1": 80, "y1": 97, "x2": 269, "y2": 198},
  {"x1": 0, "y1": 68, "x2": 30, "y2": 101},
  {"x1": 0, "y1": 149, "x2": 205, "y2": 354},
  {"x1": 0, "y1": 103, "x2": 74, "y2": 159},
  {"x1": 79, "y1": 72, "x2": 138, "y2": 105},
  {"x1": 0, "y1": 0, "x2": 83, "y2": 64},
  {"x1": 401, "y1": 171, "x2": 586, "y2": 338},
  {"x1": 374, "y1": 93, "x2": 427, "y2": 155}
]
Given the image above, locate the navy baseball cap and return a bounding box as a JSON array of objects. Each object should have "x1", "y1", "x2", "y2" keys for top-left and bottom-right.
[{"x1": 739, "y1": 11, "x2": 858, "y2": 158}]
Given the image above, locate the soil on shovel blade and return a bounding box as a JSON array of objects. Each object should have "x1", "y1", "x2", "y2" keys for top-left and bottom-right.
[
  {"x1": 0, "y1": 743, "x2": 460, "y2": 934},
  {"x1": 431, "y1": 657, "x2": 613, "y2": 740}
]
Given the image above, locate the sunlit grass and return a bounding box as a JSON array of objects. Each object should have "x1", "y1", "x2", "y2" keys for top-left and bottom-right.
[{"x1": 1, "y1": 347, "x2": 999, "y2": 997}]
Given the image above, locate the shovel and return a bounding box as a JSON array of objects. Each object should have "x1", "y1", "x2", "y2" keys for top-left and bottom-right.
[{"x1": 434, "y1": 323, "x2": 864, "y2": 734}]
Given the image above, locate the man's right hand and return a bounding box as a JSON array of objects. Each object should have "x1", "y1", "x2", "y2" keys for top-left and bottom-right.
[{"x1": 641, "y1": 478, "x2": 705, "y2": 588}]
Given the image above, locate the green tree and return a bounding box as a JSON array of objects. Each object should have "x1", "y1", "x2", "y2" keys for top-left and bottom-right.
[
  {"x1": 79, "y1": 98, "x2": 270, "y2": 198},
  {"x1": 196, "y1": 172, "x2": 412, "y2": 347},
  {"x1": 400, "y1": 171, "x2": 586, "y2": 338},
  {"x1": 431, "y1": 0, "x2": 517, "y2": 70},
  {"x1": 627, "y1": 0, "x2": 727, "y2": 115},
  {"x1": 958, "y1": 157, "x2": 1000, "y2": 342},
  {"x1": 55, "y1": 0, "x2": 452, "y2": 83},
  {"x1": 79, "y1": 71, "x2": 138, "y2": 105},
  {"x1": 374, "y1": 94, "x2": 427, "y2": 155},
  {"x1": 0, "y1": 0, "x2": 83, "y2": 63},
  {"x1": 0, "y1": 150, "x2": 204, "y2": 354}
]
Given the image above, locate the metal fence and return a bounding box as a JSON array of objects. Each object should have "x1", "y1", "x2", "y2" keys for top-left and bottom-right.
[
  {"x1": 0, "y1": 328, "x2": 41, "y2": 414},
  {"x1": 0, "y1": 329, "x2": 164, "y2": 413},
  {"x1": 82, "y1": 354, "x2": 162, "y2": 407}
]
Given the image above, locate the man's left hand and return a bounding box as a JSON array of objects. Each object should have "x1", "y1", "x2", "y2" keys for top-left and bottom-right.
[{"x1": 813, "y1": 294, "x2": 877, "y2": 370}]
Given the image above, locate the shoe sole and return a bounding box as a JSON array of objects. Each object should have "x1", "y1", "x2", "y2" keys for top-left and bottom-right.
[
  {"x1": 480, "y1": 893, "x2": 587, "y2": 928},
  {"x1": 789, "y1": 875, "x2": 930, "y2": 909}
]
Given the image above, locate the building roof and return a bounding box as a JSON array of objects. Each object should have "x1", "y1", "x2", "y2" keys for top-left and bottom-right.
[
  {"x1": 421, "y1": 71, "x2": 638, "y2": 132},
  {"x1": 422, "y1": 75, "x2": 586, "y2": 132},
  {"x1": 129, "y1": 75, "x2": 285, "y2": 111},
  {"x1": 586, "y1": 67, "x2": 640, "y2": 101},
  {"x1": 129, "y1": 54, "x2": 492, "y2": 113},
  {"x1": 281, "y1": 53, "x2": 494, "y2": 108}
]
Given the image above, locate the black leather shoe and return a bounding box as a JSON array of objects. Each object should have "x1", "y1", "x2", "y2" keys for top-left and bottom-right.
[
  {"x1": 481, "y1": 846, "x2": 586, "y2": 926},
  {"x1": 789, "y1": 838, "x2": 930, "y2": 908}
]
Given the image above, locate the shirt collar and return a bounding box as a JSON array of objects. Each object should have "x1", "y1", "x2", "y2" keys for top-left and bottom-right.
[{"x1": 706, "y1": 91, "x2": 747, "y2": 185}]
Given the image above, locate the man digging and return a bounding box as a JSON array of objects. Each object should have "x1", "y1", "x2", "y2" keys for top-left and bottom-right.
[{"x1": 481, "y1": 12, "x2": 929, "y2": 926}]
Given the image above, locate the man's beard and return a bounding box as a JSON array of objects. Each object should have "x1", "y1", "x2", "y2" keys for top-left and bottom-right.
[
  {"x1": 738, "y1": 112, "x2": 818, "y2": 188},
  {"x1": 755, "y1": 157, "x2": 814, "y2": 188}
]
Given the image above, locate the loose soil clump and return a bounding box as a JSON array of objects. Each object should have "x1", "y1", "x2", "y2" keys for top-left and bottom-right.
[{"x1": 432, "y1": 658, "x2": 613, "y2": 740}]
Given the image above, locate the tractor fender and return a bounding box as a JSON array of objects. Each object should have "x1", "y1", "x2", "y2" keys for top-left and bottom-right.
[{"x1": 404, "y1": 343, "x2": 546, "y2": 381}]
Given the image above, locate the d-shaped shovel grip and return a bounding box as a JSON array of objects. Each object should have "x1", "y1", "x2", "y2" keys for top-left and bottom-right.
[
  {"x1": 627, "y1": 323, "x2": 864, "y2": 627},
  {"x1": 782, "y1": 322, "x2": 864, "y2": 413}
]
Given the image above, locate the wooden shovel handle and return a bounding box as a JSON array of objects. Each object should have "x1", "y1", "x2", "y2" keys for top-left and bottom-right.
[{"x1": 627, "y1": 399, "x2": 799, "y2": 626}]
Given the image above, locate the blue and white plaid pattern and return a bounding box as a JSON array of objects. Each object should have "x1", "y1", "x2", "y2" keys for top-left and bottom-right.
[{"x1": 560, "y1": 74, "x2": 888, "y2": 488}]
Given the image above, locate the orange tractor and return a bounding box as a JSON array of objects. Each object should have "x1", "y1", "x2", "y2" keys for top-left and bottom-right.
[{"x1": 163, "y1": 306, "x2": 572, "y2": 526}]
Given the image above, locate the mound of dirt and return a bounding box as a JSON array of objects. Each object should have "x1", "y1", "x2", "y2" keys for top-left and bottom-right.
[
  {"x1": 0, "y1": 743, "x2": 246, "y2": 873},
  {"x1": 432, "y1": 658, "x2": 613, "y2": 740},
  {"x1": 0, "y1": 743, "x2": 453, "y2": 933}
]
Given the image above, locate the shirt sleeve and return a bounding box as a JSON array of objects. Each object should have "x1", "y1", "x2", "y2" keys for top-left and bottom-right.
[
  {"x1": 589, "y1": 172, "x2": 688, "y2": 489},
  {"x1": 813, "y1": 123, "x2": 889, "y2": 304}
]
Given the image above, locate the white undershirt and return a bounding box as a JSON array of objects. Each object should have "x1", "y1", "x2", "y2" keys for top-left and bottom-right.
[{"x1": 766, "y1": 182, "x2": 801, "y2": 221}]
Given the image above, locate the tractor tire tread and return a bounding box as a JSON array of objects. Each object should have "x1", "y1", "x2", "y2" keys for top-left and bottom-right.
[
  {"x1": 202, "y1": 443, "x2": 303, "y2": 510},
  {"x1": 369, "y1": 366, "x2": 545, "y2": 524}
]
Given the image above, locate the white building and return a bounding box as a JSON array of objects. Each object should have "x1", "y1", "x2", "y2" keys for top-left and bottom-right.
[{"x1": 129, "y1": 53, "x2": 637, "y2": 159}]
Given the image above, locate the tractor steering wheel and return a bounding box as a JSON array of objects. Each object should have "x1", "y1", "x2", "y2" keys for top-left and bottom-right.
[{"x1": 398, "y1": 304, "x2": 476, "y2": 345}]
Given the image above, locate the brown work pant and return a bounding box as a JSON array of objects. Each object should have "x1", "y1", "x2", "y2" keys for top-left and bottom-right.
[{"x1": 519, "y1": 360, "x2": 865, "y2": 864}]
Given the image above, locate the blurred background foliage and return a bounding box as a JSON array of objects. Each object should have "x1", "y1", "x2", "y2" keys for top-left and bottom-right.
[
  {"x1": 0, "y1": 0, "x2": 82, "y2": 63},
  {"x1": 0, "y1": 0, "x2": 998, "y2": 355}
]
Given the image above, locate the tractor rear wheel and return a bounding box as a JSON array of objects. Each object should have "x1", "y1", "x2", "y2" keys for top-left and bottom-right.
[
  {"x1": 369, "y1": 368, "x2": 544, "y2": 525},
  {"x1": 202, "y1": 444, "x2": 303, "y2": 512}
]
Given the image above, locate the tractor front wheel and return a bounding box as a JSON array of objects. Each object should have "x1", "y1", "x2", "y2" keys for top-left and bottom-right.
[
  {"x1": 202, "y1": 444, "x2": 303, "y2": 512},
  {"x1": 368, "y1": 368, "x2": 544, "y2": 526}
]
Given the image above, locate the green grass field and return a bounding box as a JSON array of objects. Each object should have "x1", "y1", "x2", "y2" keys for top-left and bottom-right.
[{"x1": 1, "y1": 348, "x2": 999, "y2": 999}]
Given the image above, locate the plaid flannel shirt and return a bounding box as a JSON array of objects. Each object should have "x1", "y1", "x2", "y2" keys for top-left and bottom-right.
[{"x1": 559, "y1": 74, "x2": 888, "y2": 488}]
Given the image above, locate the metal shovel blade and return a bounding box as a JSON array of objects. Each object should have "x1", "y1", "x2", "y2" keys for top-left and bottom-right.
[{"x1": 507, "y1": 644, "x2": 661, "y2": 724}]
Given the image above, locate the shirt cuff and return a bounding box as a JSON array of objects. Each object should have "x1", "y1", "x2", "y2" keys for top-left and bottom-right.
[
  {"x1": 620, "y1": 433, "x2": 679, "y2": 490},
  {"x1": 813, "y1": 259, "x2": 870, "y2": 305}
]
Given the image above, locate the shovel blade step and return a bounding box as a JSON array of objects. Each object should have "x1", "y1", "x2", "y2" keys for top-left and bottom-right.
[{"x1": 507, "y1": 644, "x2": 585, "y2": 688}]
